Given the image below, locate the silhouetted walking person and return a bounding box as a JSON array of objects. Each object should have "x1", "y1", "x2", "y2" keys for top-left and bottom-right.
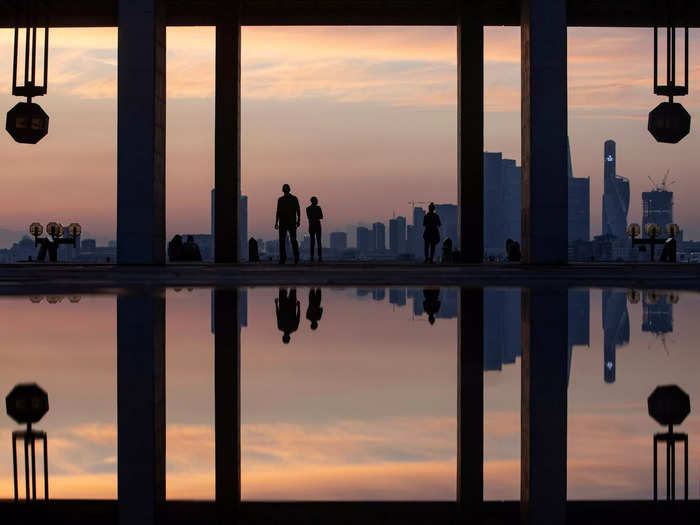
[
  {"x1": 306, "y1": 288, "x2": 323, "y2": 330},
  {"x1": 423, "y1": 288, "x2": 441, "y2": 325},
  {"x1": 275, "y1": 288, "x2": 300, "y2": 344},
  {"x1": 306, "y1": 196, "x2": 323, "y2": 262},
  {"x1": 423, "y1": 202, "x2": 441, "y2": 263},
  {"x1": 275, "y1": 184, "x2": 301, "y2": 264}
]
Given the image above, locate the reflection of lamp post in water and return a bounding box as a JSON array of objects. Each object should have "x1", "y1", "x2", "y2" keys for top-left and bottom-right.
[
  {"x1": 5, "y1": 383, "x2": 49, "y2": 500},
  {"x1": 648, "y1": 385, "x2": 690, "y2": 501}
]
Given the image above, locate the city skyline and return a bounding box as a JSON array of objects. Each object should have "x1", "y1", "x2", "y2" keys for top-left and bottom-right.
[{"x1": 2, "y1": 27, "x2": 700, "y2": 244}]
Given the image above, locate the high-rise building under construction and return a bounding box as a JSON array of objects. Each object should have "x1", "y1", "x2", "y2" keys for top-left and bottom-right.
[{"x1": 642, "y1": 181, "x2": 673, "y2": 238}]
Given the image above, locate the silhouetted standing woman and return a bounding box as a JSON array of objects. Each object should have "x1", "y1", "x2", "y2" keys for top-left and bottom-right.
[
  {"x1": 306, "y1": 196, "x2": 323, "y2": 262},
  {"x1": 423, "y1": 202, "x2": 441, "y2": 263}
]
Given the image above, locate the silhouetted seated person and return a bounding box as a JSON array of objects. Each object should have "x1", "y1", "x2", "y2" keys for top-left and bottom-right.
[
  {"x1": 306, "y1": 196, "x2": 323, "y2": 262},
  {"x1": 306, "y1": 288, "x2": 323, "y2": 330},
  {"x1": 423, "y1": 288, "x2": 441, "y2": 325},
  {"x1": 182, "y1": 235, "x2": 203, "y2": 261},
  {"x1": 423, "y1": 202, "x2": 441, "y2": 264},
  {"x1": 249, "y1": 238, "x2": 260, "y2": 262},
  {"x1": 275, "y1": 184, "x2": 301, "y2": 265},
  {"x1": 505, "y1": 238, "x2": 521, "y2": 262},
  {"x1": 168, "y1": 235, "x2": 184, "y2": 262},
  {"x1": 659, "y1": 237, "x2": 677, "y2": 262},
  {"x1": 275, "y1": 288, "x2": 300, "y2": 344},
  {"x1": 441, "y1": 238, "x2": 455, "y2": 264}
]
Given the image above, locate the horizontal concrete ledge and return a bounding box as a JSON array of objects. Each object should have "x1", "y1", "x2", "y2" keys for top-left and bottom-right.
[
  {"x1": 0, "y1": 500, "x2": 697, "y2": 525},
  {"x1": 0, "y1": 262, "x2": 699, "y2": 294}
]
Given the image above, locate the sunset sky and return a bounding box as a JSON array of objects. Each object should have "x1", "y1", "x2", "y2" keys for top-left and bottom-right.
[
  {"x1": 1, "y1": 26, "x2": 700, "y2": 246},
  {"x1": 1, "y1": 287, "x2": 698, "y2": 501}
]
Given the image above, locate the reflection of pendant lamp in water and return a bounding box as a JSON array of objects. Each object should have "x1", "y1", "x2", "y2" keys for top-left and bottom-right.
[
  {"x1": 5, "y1": 3, "x2": 50, "y2": 145},
  {"x1": 6, "y1": 383, "x2": 50, "y2": 500},
  {"x1": 648, "y1": 7, "x2": 691, "y2": 144},
  {"x1": 648, "y1": 385, "x2": 690, "y2": 501}
]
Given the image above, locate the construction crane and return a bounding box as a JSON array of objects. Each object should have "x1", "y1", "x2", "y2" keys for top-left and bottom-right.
[
  {"x1": 408, "y1": 200, "x2": 427, "y2": 209},
  {"x1": 648, "y1": 170, "x2": 677, "y2": 191}
]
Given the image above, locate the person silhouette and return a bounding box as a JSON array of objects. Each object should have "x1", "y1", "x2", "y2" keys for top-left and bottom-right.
[
  {"x1": 182, "y1": 235, "x2": 202, "y2": 261},
  {"x1": 168, "y1": 235, "x2": 184, "y2": 262},
  {"x1": 306, "y1": 196, "x2": 323, "y2": 262},
  {"x1": 423, "y1": 202, "x2": 441, "y2": 264},
  {"x1": 275, "y1": 288, "x2": 300, "y2": 343},
  {"x1": 275, "y1": 184, "x2": 301, "y2": 264},
  {"x1": 306, "y1": 288, "x2": 323, "y2": 330},
  {"x1": 423, "y1": 288, "x2": 441, "y2": 325}
]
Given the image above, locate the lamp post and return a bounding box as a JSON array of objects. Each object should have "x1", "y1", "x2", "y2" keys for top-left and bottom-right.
[
  {"x1": 29, "y1": 222, "x2": 81, "y2": 262},
  {"x1": 627, "y1": 222, "x2": 678, "y2": 262},
  {"x1": 5, "y1": 2, "x2": 50, "y2": 144},
  {"x1": 5, "y1": 383, "x2": 49, "y2": 501},
  {"x1": 648, "y1": 385, "x2": 690, "y2": 501}
]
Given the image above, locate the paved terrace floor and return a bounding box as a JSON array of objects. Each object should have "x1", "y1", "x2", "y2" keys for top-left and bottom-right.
[{"x1": 0, "y1": 262, "x2": 699, "y2": 293}]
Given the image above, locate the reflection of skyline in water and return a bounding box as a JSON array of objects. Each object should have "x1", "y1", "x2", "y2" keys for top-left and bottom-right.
[
  {"x1": 603, "y1": 290, "x2": 630, "y2": 383},
  {"x1": 0, "y1": 287, "x2": 697, "y2": 503}
]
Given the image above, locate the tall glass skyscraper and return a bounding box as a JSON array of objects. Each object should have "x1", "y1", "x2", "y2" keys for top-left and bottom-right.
[
  {"x1": 567, "y1": 137, "x2": 590, "y2": 242},
  {"x1": 602, "y1": 140, "x2": 630, "y2": 238}
]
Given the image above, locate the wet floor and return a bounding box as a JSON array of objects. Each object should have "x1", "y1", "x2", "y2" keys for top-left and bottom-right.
[{"x1": 0, "y1": 287, "x2": 697, "y2": 501}]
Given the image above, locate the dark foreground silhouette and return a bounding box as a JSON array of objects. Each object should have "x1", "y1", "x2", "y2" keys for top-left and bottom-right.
[
  {"x1": 423, "y1": 202, "x2": 441, "y2": 264},
  {"x1": 306, "y1": 288, "x2": 323, "y2": 330},
  {"x1": 306, "y1": 196, "x2": 323, "y2": 262},
  {"x1": 275, "y1": 184, "x2": 300, "y2": 265},
  {"x1": 423, "y1": 288, "x2": 441, "y2": 325}
]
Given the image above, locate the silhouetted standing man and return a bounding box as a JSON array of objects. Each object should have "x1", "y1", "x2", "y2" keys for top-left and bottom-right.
[
  {"x1": 306, "y1": 288, "x2": 323, "y2": 330},
  {"x1": 275, "y1": 288, "x2": 300, "y2": 344},
  {"x1": 423, "y1": 202, "x2": 441, "y2": 264},
  {"x1": 423, "y1": 288, "x2": 441, "y2": 325},
  {"x1": 306, "y1": 196, "x2": 323, "y2": 262},
  {"x1": 275, "y1": 184, "x2": 301, "y2": 264}
]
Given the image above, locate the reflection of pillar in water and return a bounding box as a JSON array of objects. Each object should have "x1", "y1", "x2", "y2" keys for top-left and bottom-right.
[{"x1": 602, "y1": 289, "x2": 629, "y2": 383}]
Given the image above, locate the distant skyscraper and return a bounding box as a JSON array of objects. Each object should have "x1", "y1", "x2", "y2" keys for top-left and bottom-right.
[
  {"x1": 330, "y1": 232, "x2": 347, "y2": 252},
  {"x1": 484, "y1": 153, "x2": 521, "y2": 256},
  {"x1": 356, "y1": 226, "x2": 371, "y2": 253},
  {"x1": 389, "y1": 216, "x2": 406, "y2": 253},
  {"x1": 372, "y1": 222, "x2": 386, "y2": 251},
  {"x1": 602, "y1": 289, "x2": 630, "y2": 383},
  {"x1": 568, "y1": 137, "x2": 590, "y2": 242},
  {"x1": 642, "y1": 189, "x2": 673, "y2": 238},
  {"x1": 484, "y1": 288, "x2": 521, "y2": 371},
  {"x1": 602, "y1": 140, "x2": 630, "y2": 238},
  {"x1": 435, "y1": 204, "x2": 459, "y2": 249}
]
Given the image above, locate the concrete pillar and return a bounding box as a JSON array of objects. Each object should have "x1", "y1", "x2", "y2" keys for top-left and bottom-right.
[
  {"x1": 117, "y1": 292, "x2": 166, "y2": 525},
  {"x1": 457, "y1": 5, "x2": 484, "y2": 262},
  {"x1": 117, "y1": 0, "x2": 166, "y2": 264},
  {"x1": 521, "y1": 288, "x2": 568, "y2": 524},
  {"x1": 457, "y1": 289, "x2": 484, "y2": 515},
  {"x1": 520, "y1": 0, "x2": 568, "y2": 263},
  {"x1": 214, "y1": 290, "x2": 241, "y2": 520},
  {"x1": 215, "y1": 10, "x2": 242, "y2": 263}
]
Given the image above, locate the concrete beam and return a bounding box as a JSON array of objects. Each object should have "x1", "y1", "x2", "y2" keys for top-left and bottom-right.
[
  {"x1": 521, "y1": 288, "x2": 568, "y2": 525},
  {"x1": 457, "y1": 5, "x2": 484, "y2": 262},
  {"x1": 214, "y1": 290, "x2": 241, "y2": 520},
  {"x1": 520, "y1": 0, "x2": 568, "y2": 264},
  {"x1": 117, "y1": 0, "x2": 166, "y2": 264},
  {"x1": 214, "y1": 9, "x2": 242, "y2": 264},
  {"x1": 457, "y1": 288, "x2": 484, "y2": 516},
  {"x1": 117, "y1": 291, "x2": 166, "y2": 525}
]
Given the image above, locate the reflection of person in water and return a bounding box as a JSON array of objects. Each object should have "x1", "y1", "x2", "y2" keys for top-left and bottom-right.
[
  {"x1": 306, "y1": 288, "x2": 323, "y2": 330},
  {"x1": 275, "y1": 288, "x2": 300, "y2": 344},
  {"x1": 423, "y1": 288, "x2": 441, "y2": 325}
]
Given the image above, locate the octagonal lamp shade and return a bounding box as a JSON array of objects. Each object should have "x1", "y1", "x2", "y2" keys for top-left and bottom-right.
[
  {"x1": 648, "y1": 385, "x2": 691, "y2": 427},
  {"x1": 6, "y1": 383, "x2": 49, "y2": 425},
  {"x1": 6, "y1": 102, "x2": 49, "y2": 144},
  {"x1": 665, "y1": 223, "x2": 680, "y2": 237},
  {"x1": 67, "y1": 223, "x2": 81, "y2": 237},
  {"x1": 29, "y1": 222, "x2": 43, "y2": 237},
  {"x1": 627, "y1": 223, "x2": 641, "y2": 237},
  {"x1": 46, "y1": 222, "x2": 63, "y2": 238},
  {"x1": 648, "y1": 101, "x2": 691, "y2": 144},
  {"x1": 645, "y1": 223, "x2": 661, "y2": 237}
]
